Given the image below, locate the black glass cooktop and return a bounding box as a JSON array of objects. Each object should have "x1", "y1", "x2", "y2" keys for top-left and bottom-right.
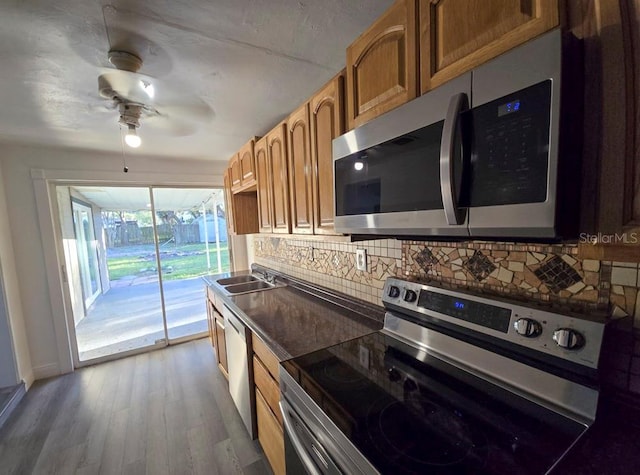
[{"x1": 282, "y1": 332, "x2": 586, "y2": 475}]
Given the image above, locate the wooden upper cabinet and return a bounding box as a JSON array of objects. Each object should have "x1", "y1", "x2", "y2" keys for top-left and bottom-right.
[
  {"x1": 287, "y1": 103, "x2": 314, "y2": 234},
  {"x1": 267, "y1": 123, "x2": 291, "y2": 234},
  {"x1": 229, "y1": 154, "x2": 242, "y2": 191},
  {"x1": 239, "y1": 138, "x2": 257, "y2": 187},
  {"x1": 255, "y1": 136, "x2": 273, "y2": 233},
  {"x1": 346, "y1": 0, "x2": 418, "y2": 130},
  {"x1": 223, "y1": 169, "x2": 235, "y2": 236},
  {"x1": 310, "y1": 73, "x2": 345, "y2": 235},
  {"x1": 230, "y1": 138, "x2": 258, "y2": 193},
  {"x1": 420, "y1": 0, "x2": 560, "y2": 93}
]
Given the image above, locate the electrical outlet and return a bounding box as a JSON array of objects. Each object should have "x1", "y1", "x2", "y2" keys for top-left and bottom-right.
[
  {"x1": 356, "y1": 249, "x2": 367, "y2": 271},
  {"x1": 359, "y1": 345, "x2": 370, "y2": 369}
]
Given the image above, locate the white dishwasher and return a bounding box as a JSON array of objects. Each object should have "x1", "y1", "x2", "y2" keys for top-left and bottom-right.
[{"x1": 222, "y1": 304, "x2": 256, "y2": 439}]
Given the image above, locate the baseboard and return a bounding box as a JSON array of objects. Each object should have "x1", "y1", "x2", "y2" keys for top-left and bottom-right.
[
  {"x1": 32, "y1": 363, "x2": 60, "y2": 380},
  {"x1": 0, "y1": 382, "x2": 26, "y2": 430},
  {"x1": 22, "y1": 370, "x2": 34, "y2": 390}
]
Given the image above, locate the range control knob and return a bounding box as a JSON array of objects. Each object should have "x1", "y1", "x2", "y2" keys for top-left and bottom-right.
[
  {"x1": 553, "y1": 328, "x2": 585, "y2": 350},
  {"x1": 403, "y1": 289, "x2": 417, "y2": 303},
  {"x1": 403, "y1": 378, "x2": 418, "y2": 392},
  {"x1": 513, "y1": 318, "x2": 542, "y2": 338},
  {"x1": 388, "y1": 368, "x2": 401, "y2": 382},
  {"x1": 388, "y1": 285, "x2": 401, "y2": 298}
]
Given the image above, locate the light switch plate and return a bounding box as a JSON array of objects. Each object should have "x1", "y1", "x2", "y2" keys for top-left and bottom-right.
[{"x1": 356, "y1": 249, "x2": 367, "y2": 271}]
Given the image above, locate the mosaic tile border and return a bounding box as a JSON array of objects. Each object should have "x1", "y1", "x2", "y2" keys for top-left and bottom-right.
[{"x1": 253, "y1": 235, "x2": 640, "y2": 398}]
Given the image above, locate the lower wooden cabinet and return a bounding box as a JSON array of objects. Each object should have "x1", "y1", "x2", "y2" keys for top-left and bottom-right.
[
  {"x1": 252, "y1": 333, "x2": 285, "y2": 474},
  {"x1": 256, "y1": 388, "x2": 285, "y2": 475},
  {"x1": 254, "y1": 356, "x2": 283, "y2": 425},
  {"x1": 214, "y1": 316, "x2": 228, "y2": 380},
  {"x1": 206, "y1": 299, "x2": 215, "y2": 348},
  {"x1": 252, "y1": 333, "x2": 280, "y2": 384},
  {"x1": 206, "y1": 288, "x2": 229, "y2": 380}
]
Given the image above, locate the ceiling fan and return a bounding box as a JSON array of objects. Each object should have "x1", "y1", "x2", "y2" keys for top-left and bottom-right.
[{"x1": 98, "y1": 49, "x2": 214, "y2": 148}]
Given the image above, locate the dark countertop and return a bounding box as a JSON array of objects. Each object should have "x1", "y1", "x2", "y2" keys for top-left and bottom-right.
[
  {"x1": 204, "y1": 270, "x2": 640, "y2": 474},
  {"x1": 553, "y1": 395, "x2": 640, "y2": 474},
  {"x1": 202, "y1": 271, "x2": 382, "y2": 361}
]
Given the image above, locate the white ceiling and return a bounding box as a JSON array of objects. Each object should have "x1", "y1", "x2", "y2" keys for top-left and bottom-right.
[{"x1": 0, "y1": 0, "x2": 393, "y2": 162}]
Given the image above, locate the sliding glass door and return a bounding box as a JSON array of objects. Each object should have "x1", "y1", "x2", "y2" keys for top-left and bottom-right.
[
  {"x1": 71, "y1": 200, "x2": 101, "y2": 309},
  {"x1": 57, "y1": 185, "x2": 230, "y2": 366},
  {"x1": 152, "y1": 188, "x2": 228, "y2": 340}
]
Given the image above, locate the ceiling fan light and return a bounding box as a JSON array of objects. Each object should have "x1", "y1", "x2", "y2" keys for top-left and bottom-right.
[
  {"x1": 125, "y1": 124, "x2": 141, "y2": 148},
  {"x1": 140, "y1": 80, "x2": 155, "y2": 99}
]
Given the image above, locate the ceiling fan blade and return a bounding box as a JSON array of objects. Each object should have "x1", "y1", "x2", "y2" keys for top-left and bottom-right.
[
  {"x1": 98, "y1": 70, "x2": 159, "y2": 104},
  {"x1": 142, "y1": 113, "x2": 198, "y2": 137},
  {"x1": 98, "y1": 70, "x2": 214, "y2": 126}
]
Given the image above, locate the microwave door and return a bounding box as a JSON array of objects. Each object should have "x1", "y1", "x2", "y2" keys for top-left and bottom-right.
[{"x1": 333, "y1": 74, "x2": 471, "y2": 237}]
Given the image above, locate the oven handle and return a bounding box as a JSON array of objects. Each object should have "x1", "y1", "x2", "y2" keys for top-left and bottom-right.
[
  {"x1": 280, "y1": 400, "x2": 323, "y2": 475},
  {"x1": 439, "y1": 92, "x2": 467, "y2": 225}
]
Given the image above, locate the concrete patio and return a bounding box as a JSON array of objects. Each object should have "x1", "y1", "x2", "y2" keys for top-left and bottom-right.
[{"x1": 75, "y1": 276, "x2": 208, "y2": 361}]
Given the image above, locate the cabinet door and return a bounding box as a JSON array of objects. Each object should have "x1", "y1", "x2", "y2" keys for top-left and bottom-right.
[
  {"x1": 253, "y1": 356, "x2": 283, "y2": 426},
  {"x1": 239, "y1": 138, "x2": 257, "y2": 187},
  {"x1": 229, "y1": 154, "x2": 242, "y2": 191},
  {"x1": 256, "y1": 388, "x2": 285, "y2": 475},
  {"x1": 223, "y1": 169, "x2": 235, "y2": 235},
  {"x1": 310, "y1": 73, "x2": 345, "y2": 235},
  {"x1": 267, "y1": 124, "x2": 291, "y2": 234},
  {"x1": 215, "y1": 318, "x2": 228, "y2": 378},
  {"x1": 420, "y1": 0, "x2": 560, "y2": 93},
  {"x1": 346, "y1": 0, "x2": 418, "y2": 129},
  {"x1": 287, "y1": 103, "x2": 314, "y2": 234},
  {"x1": 255, "y1": 136, "x2": 273, "y2": 233},
  {"x1": 207, "y1": 298, "x2": 216, "y2": 348}
]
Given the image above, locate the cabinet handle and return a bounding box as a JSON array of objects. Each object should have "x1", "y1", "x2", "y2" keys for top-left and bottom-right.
[
  {"x1": 311, "y1": 444, "x2": 329, "y2": 469},
  {"x1": 440, "y1": 92, "x2": 468, "y2": 225}
]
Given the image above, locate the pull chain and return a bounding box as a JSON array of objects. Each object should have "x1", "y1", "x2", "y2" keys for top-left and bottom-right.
[{"x1": 119, "y1": 125, "x2": 129, "y2": 173}]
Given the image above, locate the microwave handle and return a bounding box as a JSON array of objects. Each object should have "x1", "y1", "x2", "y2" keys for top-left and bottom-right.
[{"x1": 440, "y1": 92, "x2": 467, "y2": 225}]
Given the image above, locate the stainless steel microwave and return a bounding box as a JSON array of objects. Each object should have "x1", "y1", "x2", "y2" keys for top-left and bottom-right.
[{"x1": 333, "y1": 29, "x2": 581, "y2": 239}]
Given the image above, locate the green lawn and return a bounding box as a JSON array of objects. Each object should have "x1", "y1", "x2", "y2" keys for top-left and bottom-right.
[{"x1": 107, "y1": 243, "x2": 230, "y2": 281}]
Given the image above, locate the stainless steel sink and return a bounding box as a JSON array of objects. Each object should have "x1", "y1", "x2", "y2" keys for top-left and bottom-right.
[
  {"x1": 216, "y1": 275, "x2": 260, "y2": 286},
  {"x1": 223, "y1": 281, "x2": 274, "y2": 294}
]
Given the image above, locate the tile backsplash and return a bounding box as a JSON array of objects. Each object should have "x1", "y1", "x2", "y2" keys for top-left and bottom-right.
[{"x1": 253, "y1": 235, "x2": 640, "y2": 399}]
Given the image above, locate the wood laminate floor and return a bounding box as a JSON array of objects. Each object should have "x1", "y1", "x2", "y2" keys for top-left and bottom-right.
[{"x1": 0, "y1": 339, "x2": 273, "y2": 475}]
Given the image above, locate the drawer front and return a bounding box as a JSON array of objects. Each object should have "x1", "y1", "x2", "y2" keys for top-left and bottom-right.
[
  {"x1": 253, "y1": 356, "x2": 283, "y2": 426},
  {"x1": 207, "y1": 286, "x2": 217, "y2": 309},
  {"x1": 252, "y1": 333, "x2": 280, "y2": 383},
  {"x1": 256, "y1": 388, "x2": 285, "y2": 475}
]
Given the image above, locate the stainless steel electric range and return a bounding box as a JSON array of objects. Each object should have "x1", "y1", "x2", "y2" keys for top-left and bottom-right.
[{"x1": 280, "y1": 277, "x2": 606, "y2": 474}]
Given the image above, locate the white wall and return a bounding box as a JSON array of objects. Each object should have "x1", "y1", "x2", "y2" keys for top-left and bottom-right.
[
  {"x1": 0, "y1": 142, "x2": 225, "y2": 380},
  {"x1": 0, "y1": 161, "x2": 33, "y2": 387},
  {"x1": 0, "y1": 261, "x2": 19, "y2": 387}
]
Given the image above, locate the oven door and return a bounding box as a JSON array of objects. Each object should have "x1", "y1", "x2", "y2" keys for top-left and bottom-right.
[
  {"x1": 333, "y1": 74, "x2": 471, "y2": 237},
  {"x1": 279, "y1": 369, "x2": 379, "y2": 475},
  {"x1": 281, "y1": 400, "x2": 341, "y2": 475}
]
